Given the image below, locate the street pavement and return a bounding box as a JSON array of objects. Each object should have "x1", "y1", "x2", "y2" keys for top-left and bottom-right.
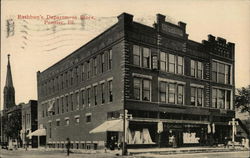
[{"x1": 0, "y1": 148, "x2": 249, "y2": 158}]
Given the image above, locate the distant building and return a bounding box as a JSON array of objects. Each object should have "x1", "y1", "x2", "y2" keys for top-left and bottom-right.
[
  {"x1": 21, "y1": 100, "x2": 38, "y2": 148},
  {"x1": 36, "y1": 13, "x2": 235, "y2": 149},
  {"x1": 1, "y1": 54, "x2": 19, "y2": 144}
]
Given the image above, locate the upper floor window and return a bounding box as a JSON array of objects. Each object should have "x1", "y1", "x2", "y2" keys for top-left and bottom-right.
[
  {"x1": 86, "y1": 114, "x2": 92, "y2": 123},
  {"x1": 70, "y1": 93, "x2": 74, "y2": 111},
  {"x1": 177, "y1": 56, "x2": 184, "y2": 74},
  {"x1": 61, "y1": 97, "x2": 64, "y2": 113},
  {"x1": 133, "y1": 45, "x2": 151, "y2": 68},
  {"x1": 190, "y1": 86, "x2": 204, "y2": 107},
  {"x1": 133, "y1": 77, "x2": 151, "y2": 101},
  {"x1": 93, "y1": 57, "x2": 97, "y2": 76},
  {"x1": 108, "y1": 80, "x2": 113, "y2": 102},
  {"x1": 101, "y1": 83, "x2": 105, "y2": 104},
  {"x1": 70, "y1": 69, "x2": 73, "y2": 85},
  {"x1": 108, "y1": 50, "x2": 112, "y2": 70},
  {"x1": 81, "y1": 90, "x2": 85, "y2": 107},
  {"x1": 81, "y1": 63, "x2": 85, "y2": 81},
  {"x1": 94, "y1": 85, "x2": 98, "y2": 105},
  {"x1": 65, "y1": 95, "x2": 69, "y2": 112},
  {"x1": 76, "y1": 92, "x2": 79, "y2": 110},
  {"x1": 87, "y1": 88, "x2": 91, "y2": 107},
  {"x1": 212, "y1": 61, "x2": 231, "y2": 84},
  {"x1": 191, "y1": 60, "x2": 203, "y2": 79},
  {"x1": 65, "y1": 118, "x2": 70, "y2": 126},
  {"x1": 75, "y1": 66, "x2": 79, "y2": 83},
  {"x1": 159, "y1": 81, "x2": 185, "y2": 105},
  {"x1": 212, "y1": 88, "x2": 231, "y2": 109},
  {"x1": 87, "y1": 61, "x2": 90, "y2": 79},
  {"x1": 101, "y1": 53, "x2": 105, "y2": 73},
  {"x1": 168, "y1": 54, "x2": 176, "y2": 73},
  {"x1": 160, "y1": 51, "x2": 184, "y2": 75}
]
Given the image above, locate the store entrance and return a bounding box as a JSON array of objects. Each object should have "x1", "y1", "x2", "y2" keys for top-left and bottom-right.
[{"x1": 172, "y1": 130, "x2": 183, "y2": 147}]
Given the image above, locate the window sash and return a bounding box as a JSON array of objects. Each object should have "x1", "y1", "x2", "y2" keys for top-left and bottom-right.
[
  {"x1": 133, "y1": 45, "x2": 140, "y2": 66},
  {"x1": 142, "y1": 48, "x2": 150, "y2": 68}
]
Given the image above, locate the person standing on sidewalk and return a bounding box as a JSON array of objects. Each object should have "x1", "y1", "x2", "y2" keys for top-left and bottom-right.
[{"x1": 66, "y1": 138, "x2": 70, "y2": 156}]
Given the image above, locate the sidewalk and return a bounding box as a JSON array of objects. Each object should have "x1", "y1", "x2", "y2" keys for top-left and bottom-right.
[
  {"x1": 12, "y1": 146, "x2": 249, "y2": 156},
  {"x1": 128, "y1": 146, "x2": 249, "y2": 155}
]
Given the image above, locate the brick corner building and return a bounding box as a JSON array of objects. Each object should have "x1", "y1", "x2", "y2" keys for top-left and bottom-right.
[{"x1": 36, "y1": 13, "x2": 235, "y2": 149}]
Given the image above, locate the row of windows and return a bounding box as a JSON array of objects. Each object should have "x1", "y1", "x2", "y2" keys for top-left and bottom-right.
[
  {"x1": 41, "y1": 80, "x2": 113, "y2": 118},
  {"x1": 55, "y1": 115, "x2": 91, "y2": 127},
  {"x1": 22, "y1": 113, "x2": 31, "y2": 127},
  {"x1": 48, "y1": 114, "x2": 91, "y2": 138},
  {"x1": 40, "y1": 50, "x2": 112, "y2": 97},
  {"x1": 133, "y1": 77, "x2": 232, "y2": 109},
  {"x1": 133, "y1": 45, "x2": 234, "y2": 84}
]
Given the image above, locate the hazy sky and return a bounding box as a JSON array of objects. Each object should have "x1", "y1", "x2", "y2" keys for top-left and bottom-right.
[{"x1": 1, "y1": 0, "x2": 250, "y2": 109}]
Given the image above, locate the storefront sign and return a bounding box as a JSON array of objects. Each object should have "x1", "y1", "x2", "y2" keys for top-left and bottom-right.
[
  {"x1": 183, "y1": 132, "x2": 200, "y2": 144},
  {"x1": 161, "y1": 23, "x2": 183, "y2": 37}
]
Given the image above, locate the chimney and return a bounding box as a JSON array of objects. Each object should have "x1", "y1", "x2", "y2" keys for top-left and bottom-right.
[
  {"x1": 156, "y1": 14, "x2": 166, "y2": 23},
  {"x1": 117, "y1": 12, "x2": 133, "y2": 25}
]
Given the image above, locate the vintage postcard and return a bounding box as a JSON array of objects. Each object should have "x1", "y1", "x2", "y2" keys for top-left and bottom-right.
[{"x1": 0, "y1": 0, "x2": 249, "y2": 157}]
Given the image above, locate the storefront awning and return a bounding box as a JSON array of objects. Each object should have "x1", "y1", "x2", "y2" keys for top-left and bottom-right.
[
  {"x1": 89, "y1": 119, "x2": 123, "y2": 133},
  {"x1": 28, "y1": 128, "x2": 46, "y2": 137}
]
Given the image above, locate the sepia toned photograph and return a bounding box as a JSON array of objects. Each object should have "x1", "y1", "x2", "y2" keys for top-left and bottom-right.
[{"x1": 0, "y1": 0, "x2": 250, "y2": 157}]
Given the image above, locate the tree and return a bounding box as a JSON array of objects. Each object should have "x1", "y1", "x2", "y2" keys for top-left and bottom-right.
[
  {"x1": 4, "y1": 109, "x2": 22, "y2": 141},
  {"x1": 235, "y1": 86, "x2": 250, "y2": 113}
]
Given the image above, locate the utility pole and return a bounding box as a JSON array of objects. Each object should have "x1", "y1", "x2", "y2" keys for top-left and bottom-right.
[
  {"x1": 120, "y1": 109, "x2": 132, "y2": 156},
  {"x1": 229, "y1": 118, "x2": 238, "y2": 148}
]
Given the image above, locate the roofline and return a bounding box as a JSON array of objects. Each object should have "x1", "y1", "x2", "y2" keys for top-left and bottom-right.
[{"x1": 39, "y1": 22, "x2": 119, "y2": 74}]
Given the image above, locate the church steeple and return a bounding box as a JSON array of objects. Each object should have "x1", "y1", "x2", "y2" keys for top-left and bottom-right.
[{"x1": 3, "y1": 54, "x2": 15, "y2": 110}]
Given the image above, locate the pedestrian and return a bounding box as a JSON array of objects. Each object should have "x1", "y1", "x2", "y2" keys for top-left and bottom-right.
[
  {"x1": 66, "y1": 138, "x2": 70, "y2": 156},
  {"x1": 109, "y1": 136, "x2": 115, "y2": 150}
]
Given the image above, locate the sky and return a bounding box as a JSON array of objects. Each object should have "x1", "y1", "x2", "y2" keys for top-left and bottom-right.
[{"x1": 1, "y1": 0, "x2": 250, "y2": 109}]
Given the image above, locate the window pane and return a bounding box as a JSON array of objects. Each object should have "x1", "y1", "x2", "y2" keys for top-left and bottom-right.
[
  {"x1": 197, "y1": 88, "x2": 203, "y2": 106},
  {"x1": 133, "y1": 45, "x2": 140, "y2": 66},
  {"x1": 143, "y1": 80, "x2": 150, "y2": 89},
  {"x1": 212, "y1": 72, "x2": 217, "y2": 82},
  {"x1": 168, "y1": 84, "x2": 175, "y2": 103},
  {"x1": 160, "y1": 82, "x2": 166, "y2": 102},
  {"x1": 143, "y1": 48, "x2": 150, "y2": 68},
  {"x1": 143, "y1": 80, "x2": 150, "y2": 101},
  {"x1": 191, "y1": 87, "x2": 196, "y2": 106},
  {"x1": 134, "y1": 78, "x2": 141, "y2": 100},
  {"x1": 218, "y1": 63, "x2": 225, "y2": 73},
  {"x1": 160, "y1": 52, "x2": 166, "y2": 61},
  {"x1": 168, "y1": 54, "x2": 175, "y2": 73},
  {"x1": 212, "y1": 89, "x2": 217, "y2": 108},
  {"x1": 218, "y1": 89, "x2": 225, "y2": 109},
  {"x1": 225, "y1": 65, "x2": 231, "y2": 84},
  {"x1": 226, "y1": 90, "x2": 231, "y2": 109},
  {"x1": 177, "y1": 85, "x2": 183, "y2": 104},
  {"x1": 177, "y1": 56, "x2": 183, "y2": 74},
  {"x1": 191, "y1": 60, "x2": 195, "y2": 77},
  {"x1": 212, "y1": 62, "x2": 217, "y2": 71}
]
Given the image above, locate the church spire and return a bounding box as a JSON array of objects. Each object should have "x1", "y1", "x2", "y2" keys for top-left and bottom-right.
[
  {"x1": 3, "y1": 54, "x2": 15, "y2": 109},
  {"x1": 5, "y1": 54, "x2": 13, "y2": 87}
]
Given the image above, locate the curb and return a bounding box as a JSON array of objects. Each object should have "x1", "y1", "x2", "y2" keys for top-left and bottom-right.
[{"x1": 130, "y1": 148, "x2": 249, "y2": 155}]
